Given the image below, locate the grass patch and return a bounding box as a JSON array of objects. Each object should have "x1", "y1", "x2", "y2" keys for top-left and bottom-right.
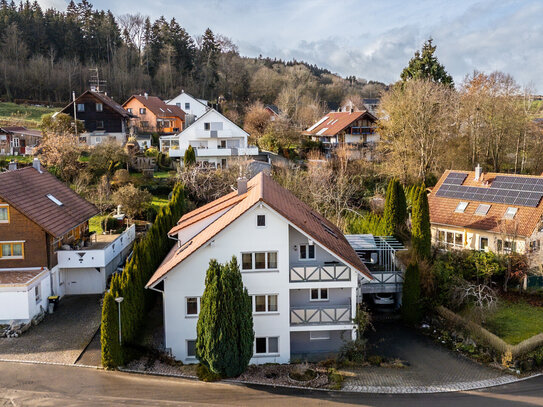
[
  {"x1": 151, "y1": 196, "x2": 170, "y2": 208},
  {"x1": 89, "y1": 215, "x2": 106, "y2": 234},
  {"x1": 483, "y1": 300, "x2": 543, "y2": 345},
  {"x1": 0, "y1": 102, "x2": 57, "y2": 128}
]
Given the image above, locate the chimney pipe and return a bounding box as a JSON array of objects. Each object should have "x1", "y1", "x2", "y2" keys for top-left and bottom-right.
[
  {"x1": 32, "y1": 157, "x2": 42, "y2": 173},
  {"x1": 475, "y1": 164, "x2": 482, "y2": 181},
  {"x1": 8, "y1": 160, "x2": 17, "y2": 171},
  {"x1": 237, "y1": 177, "x2": 248, "y2": 195}
]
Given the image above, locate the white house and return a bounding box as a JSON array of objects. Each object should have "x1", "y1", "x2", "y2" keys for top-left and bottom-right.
[
  {"x1": 146, "y1": 173, "x2": 373, "y2": 364},
  {"x1": 159, "y1": 109, "x2": 259, "y2": 168},
  {"x1": 167, "y1": 91, "x2": 209, "y2": 120}
]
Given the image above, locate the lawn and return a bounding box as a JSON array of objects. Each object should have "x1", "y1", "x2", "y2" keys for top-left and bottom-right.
[
  {"x1": 483, "y1": 300, "x2": 543, "y2": 345},
  {"x1": 89, "y1": 215, "x2": 106, "y2": 234},
  {"x1": 0, "y1": 102, "x2": 57, "y2": 128},
  {"x1": 152, "y1": 196, "x2": 170, "y2": 209}
]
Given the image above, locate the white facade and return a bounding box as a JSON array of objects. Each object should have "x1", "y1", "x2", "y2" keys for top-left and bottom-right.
[
  {"x1": 157, "y1": 204, "x2": 361, "y2": 364},
  {"x1": 167, "y1": 92, "x2": 208, "y2": 119},
  {"x1": 160, "y1": 109, "x2": 258, "y2": 168}
]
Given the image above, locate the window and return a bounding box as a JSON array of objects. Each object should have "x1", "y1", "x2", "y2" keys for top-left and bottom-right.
[
  {"x1": 299, "y1": 244, "x2": 315, "y2": 260},
  {"x1": 436, "y1": 229, "x2": 463, "y2": 248},
  {"x1": 241, "y1": 252, "x2": 278, "y2": 271},
  {"x1": 139, "y1": 108, "x2": 146, "y2": 114},
  {"x1": 252, "y1": 294, "x2": 278, "y2": 313},
  {"x1": 504, "y1": 207, "x2": 518, "y2": 220},
  {"x1": 204, "y1": 122, "x2": 210, "y2": 130},
  {"x1": 127, "y1": 108, "x2": 132, "y2": 114},
  {"x1": 310, "y1": 331, "x2": 330, "y2": 341},
  {"x1": 46, "y1": 194, "x2": 63, "y2": 206},
  {"x1": 185, "y1": 102, "x2": 190, "y2": 110},
  {"x1": 0, "y1": 205, "x2": 9, "y2": 223},
  {"x1": 96, "y1": 120, "x2": 104, "y2": 129},
  {"x1": 530, "y1": 240, "x2": 541, "y2": 252},
  {"x1": 255, "y1": 337, "x2": 279, "y2": 354},
  {"x1": 96, "y1": 103, "x2": 103, "y2": 112},
  {"x1": 455, "y1": 202, "x2": 469, "y2": 213},
  {"x1": 475, "y1": 204, "x2": 491, "y2": 216},
  {"x1": 310, "y1": 288, "x2": 328, "y2": 301},
  {"x1": 35, "y1": 285, "x2": 41, "y2": 303},
  {"x1": 12, "y1": 138, "x2": 19, "y2": 147},
  {"x1": 257, "y1": 215, "x2": 266, "y2": 227},
  {"x1": 480, "y1": 237, "x2": 489, "y2": 251},
  {"x1": 77, "y1": 103, "x2": 85, "y2": 112},
  {"x1": 0, "y1": 242, "x2": 24, "y2": 259},
  {"x1": 187, "y1": 340, "x2": 196, "y2": 357},
  {"x1": 497, "y1": 239, "x2": 516, "y2": 253},
  {"x1": 186, "y1": 297, "x2": 200, "y2": 316}
]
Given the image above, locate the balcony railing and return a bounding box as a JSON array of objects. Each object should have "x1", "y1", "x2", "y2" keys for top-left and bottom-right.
[
  {"x1": 290, "y1": 305, "x2": 351, "y2": 326},
  {"x1": 289, "y1": 265, "x2": 351, "y2": 283},
  {"x1": 368, "y1": 271, "x2": 403, "y2": 284}
]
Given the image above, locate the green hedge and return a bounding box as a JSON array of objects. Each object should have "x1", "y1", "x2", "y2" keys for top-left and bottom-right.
[{"x1": 101, "y1": 183, "x2": 188, "y2": 368}]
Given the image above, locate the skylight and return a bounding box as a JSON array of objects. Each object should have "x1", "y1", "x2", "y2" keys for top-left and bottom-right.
[
  {"x1": 306, "y1": 116, "x2": 328, "y2": 132},
  {"x1": 504, "y1": 207, "x2": 518, "y2": 220},
  {"x1": 455, "y1": 202, "x2": 468, "y2": 213},
  {"x1": 316, "y1": 128, "x2": 328, "y2": 135},
  {"x1": 46, "y1": 194, "x2": 63, "y2": 206},
  {"x1": 474, "y1": 204, "x2": 490, "y2": 216}
]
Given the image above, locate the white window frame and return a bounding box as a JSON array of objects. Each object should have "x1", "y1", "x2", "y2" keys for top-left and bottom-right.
[
  {"x1": 475, "y1": 204, "x2": 491, "y2": 216},
  {"x1": 77, "y1": 103, "x2": 85, "y2": 112},
  {"x1": 299, "y1": 244, "x2": 315, "y2": 260},
  {"x1": 241, "y1": 251, "x2": 278, "y2": 271},
  {"x1": 310, "y1": 288, "x2": 329, "y2": 302},
  {"x1": 11, "y1": 137, "x2": 19, "y2": 147},
  {"x1": 480, "y1": 236, "x2": 489, "y2": 251},
  {"x1": 0, "y1": 204, "x2": 9, "y2": 223},
  {"x1": 185, "y1": 296, "x2": 201, "y2": 317},
  {"x1": 96, "y1": 103, "x2": 103, "y2": 112},
  {"x1": 455, "y1": 202, "x2": 468, "y2": 213},
  {"x1": 256, "y1": 214, "x2": 266, "y2": 228},
  {"x1": 310, "y1": 331, "x2": 330, "y2": 341},
  {"x1": 436, "y1": 229, "x2": 463, "y2": 248},
  {"x1": 186, "y1": 339, "x2": 197, "y2": 358},
  {"x1": 504, "y1": 207, "x2": 518, "y2": 220},
  {"x1": 254, "y1": 336, "x2": 279, "y2": 355},
  {"x1": 252, "y1": 294, "x2": 278, "y2": 314}
]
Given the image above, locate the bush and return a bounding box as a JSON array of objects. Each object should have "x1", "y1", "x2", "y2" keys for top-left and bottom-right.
[
  {"x1": 183, "y1": 145, "x2": 196, "y2": 167},
  {"x1": 344, "y1": 212, "x2": 387, "y2": 235},
  {"x1": 337, "y1": 338, "x2": 367, "y2": 364},
  {"x1": 100, "y1": 216, "x2": 119, "y2": 233},
  {"x1": 367, "y1": 355, "x2": 384, "y2": 366},
  {"x1": 196, "y1": 363, "x2": 222, "y2": 382},
  {"x1": 113, "y1": 169, "x2": 130, "y2": 184},
  {"x1": 327, "y1": 368, "x2": 344, "y2": 390},
  {"x1": 101, "y1": 292, "x2": 123, "y2": 368}
]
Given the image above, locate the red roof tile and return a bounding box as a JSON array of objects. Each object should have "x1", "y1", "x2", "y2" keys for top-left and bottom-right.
[
  {"x1": 124, "y1": 95, "x2": 185, "y2": 120},
  {"x1": 303, "y1": 111, "x2": 376, "y2": 137}
]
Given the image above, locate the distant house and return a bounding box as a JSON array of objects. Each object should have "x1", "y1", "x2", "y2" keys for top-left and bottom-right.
[
  {"x1": 0, "y1": 160, "x2": 135, "y2": 323},
  {"x1": 160, "y1": 108, "x2": 259, "y2": 168},
  {"x1": 0, "y1": 126, "x2": 42, "y2": 156},
  {"x1": 60, "y1": 90, "x2": 134, "y2": 145},
  {"x1": 145, "y1": 173, "x2": 373, "y2": 364},
  {"x1": 362, "y1": 98, "x2": 380, "y2": 115},
  {"x1": 264, "y1": 104, "x2": 281, "y2": 121},
  {"x1": 167, "y1": 91, "x2": 209, "y2": 121},
  {"x1": 303, "y1": 110, "x2": 379, "y2": 146},
  {"x1": 123, "y1": 94, "x2": 185, "y2": 134},
  {"x1": 429, "y1": 166, "x2": 543, "y2": 269}
]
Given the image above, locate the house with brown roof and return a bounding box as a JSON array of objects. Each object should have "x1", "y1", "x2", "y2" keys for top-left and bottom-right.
[
  {"x1": 303, "y1": 110, "x2": 378, "y2": 147},
  {"x1": 0, "y1": 160, "x2": 135, "y2": 323},
  {"x1": 60, "y1": 90, "x2": 135, "y2": 146},
  {"x1": 0, "y1": 126, "x2": 43, "y2": 156},
  {"x1": 146, "y1": 172, "x2": 372, "y2": 363},
  {"x1": 123, "y1": 94, "x2": 185, "y2": 134},
  {"x1": 429, "y1": 166, "x2": 543, "y2": 269}
]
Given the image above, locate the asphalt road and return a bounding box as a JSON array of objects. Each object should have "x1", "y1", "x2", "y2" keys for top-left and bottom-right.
[{"x1": 0, "y1": 361, "x2": 542, "y2": 406}]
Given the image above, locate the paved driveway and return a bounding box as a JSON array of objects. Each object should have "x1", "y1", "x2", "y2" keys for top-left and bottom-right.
[
  {"x1": 0, "y1": 295, "x2": 101, "y2": 364},
  {"x1": 343, "y1": 319, "x2": 515, "y2": 392}
]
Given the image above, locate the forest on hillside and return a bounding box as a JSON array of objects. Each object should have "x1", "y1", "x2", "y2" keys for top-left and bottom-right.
[{"x1": 0, "y1": 0, "x2": 387, "y2": 118}]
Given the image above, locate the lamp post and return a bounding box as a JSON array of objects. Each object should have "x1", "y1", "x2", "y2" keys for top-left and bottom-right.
[{"x1": 115, "y1": 297, "x2": 124, "y2": 345}]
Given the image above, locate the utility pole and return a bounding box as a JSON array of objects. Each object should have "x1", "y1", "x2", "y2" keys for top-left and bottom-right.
[{"x1": 72, "y1": 91, "x2": 78, "y2": 138}]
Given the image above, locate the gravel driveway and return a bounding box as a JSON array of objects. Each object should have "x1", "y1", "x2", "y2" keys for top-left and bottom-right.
[{"x1": 0, "y1": 295, "x2": 102, "y2": 364}]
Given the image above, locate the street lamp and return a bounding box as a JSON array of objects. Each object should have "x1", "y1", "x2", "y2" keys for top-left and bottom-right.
[{"x1": 115, "y1": 297, "x2": 124, "y2": 345}]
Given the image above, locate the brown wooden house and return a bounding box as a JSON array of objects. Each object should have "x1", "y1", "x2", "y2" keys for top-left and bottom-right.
[
  {"x1": 0, "y1": 126, "x2": 43, "y2": 156},
  {"x1": 123, "y1": 94, "x2": 185, "y2": 134}
]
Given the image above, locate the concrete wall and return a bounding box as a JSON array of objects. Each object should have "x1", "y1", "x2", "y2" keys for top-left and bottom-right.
[
  {"x1": 0, "y1": 271, "x2": 51, "y2": 323},
  {"x1": 289, "y1": 288, "x2": 352, "y2": 307}
]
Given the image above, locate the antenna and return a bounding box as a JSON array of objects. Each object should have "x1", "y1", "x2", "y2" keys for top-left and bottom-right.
[
  {"x1": 72, "y1": 91, "x2": 78, "y2": 138},
  {"x1": 89, "y1": 67, "x2": 107, "y2": 93}
]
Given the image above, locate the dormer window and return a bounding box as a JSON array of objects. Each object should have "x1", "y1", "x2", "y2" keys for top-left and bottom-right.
[
  {"x1": 504, "y1": 207, "x2": 518, "y2": 220},
  {"x1": 474, "y1": 204, "x2": 490, "y2": 216},
  {"x1": 46, "y1": 194, "x2": 63, "y2": 206},
  {"x1": 455, "y1": 202, "x2": 468, "y2": 213}
]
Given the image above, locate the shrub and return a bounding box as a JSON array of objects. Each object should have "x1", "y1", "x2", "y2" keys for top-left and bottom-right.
[
  {"x1": 337, "y1": 338, "x2": 367, "y2": 364},
  {"x1": 183, "y1": 145, "x2": 196, "y2": 167},
  {"x1": 196, "y1": 363, "x2": 222, "y2": 382},
  {"x1": 402, "y1": 262, "x2": 422, "y2": 324},
  {"x1": 327, "y1": 368, "x2": 344, "y2": 390},
  {"x1": 367, "y1": 355, "x2": 383, "y2": 366},
  {"x1": 100, "y1": 216, "x2": 118, "y2": 233},
  {"x1": 101, "y1": 292, "x2": 123, "y2": 368},
  {"x1": 113, "y1": 169, "x2": 130, "y2": 184}
]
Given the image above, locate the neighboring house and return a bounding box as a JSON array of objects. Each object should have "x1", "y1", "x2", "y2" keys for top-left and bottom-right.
[
  {"x1": 123, "y1": 94, "x2": 185, "y2": 134},
  {"x1": 0, "y1": 160, "x2": 135, "y2": 323},
  {"x1": 0, "y1": 126, "x2": 42, "y2": 156},
  {"x1": 167, "y1": 91, "x2": 209, "y2": 121},
  {"x1": 159, "y1": 108, "x2": 259, "y2": 168},
  {"x1": 146, "y1": 173, "x2": 373, "y2": 364},
  {"x1": 429, "y1": 166, "x2": 543, "y2": 269},
  {"x1": 362, "y1": 98, "x2": 380, "y2": 115},
  {"x1": 60, "y1": 90, "x2": 134, "y2": 146},
  {"x1": 303, "y1": 110, "x2": 379, "y2": 147},
  {"x1": 135, "y1": 135, "x2": 152, "y2": 150},
  {"x1": 264, "y1": 104, "x2": 281, "y2": 121}
]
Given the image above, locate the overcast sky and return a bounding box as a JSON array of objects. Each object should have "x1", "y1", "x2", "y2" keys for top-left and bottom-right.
[{"x1": 40, "y1": 0, "x2": 543, "y2": 92}]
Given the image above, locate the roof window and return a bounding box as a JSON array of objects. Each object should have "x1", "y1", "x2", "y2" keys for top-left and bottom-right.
[
  {"x1": 46, "y1": 194, "x2": 63, "y2": 206},
  {"x1": 455, "y1": 202, "x2": 468, "y2": 213},
  {"x1": 474, "y1": 204, "x2": 490, "y2": 216},
  {"x1": 316, "y1": 127, "x2": 328, "y2": 135},
  {"x1": 504, "y1": 207, "x2": 518, "y2": 220}
]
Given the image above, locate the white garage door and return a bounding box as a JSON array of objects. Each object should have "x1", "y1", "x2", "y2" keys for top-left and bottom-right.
[{"x1": 63, "y1": 268, "x2": 105, "y2": 295}]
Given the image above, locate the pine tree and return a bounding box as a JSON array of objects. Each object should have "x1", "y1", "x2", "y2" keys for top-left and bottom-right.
[
  {"x1": 183, "y1": 145, "x2": 196, "y2": 167},
  {"x1": 400, "y1": 39, "x2": 453, "y2": 87},
  {"x1": 411, "y1": 185, "x2": 431, "y2": 259},
  {"x1": 382, "y1": 179, "x2": 407, "y2": 237},
  {"x1": 401, "y1": 263, "x2": 422, "y2": 324},
  {"x1": 101, "y1": 291, "x2": 122, "y2": 368}
]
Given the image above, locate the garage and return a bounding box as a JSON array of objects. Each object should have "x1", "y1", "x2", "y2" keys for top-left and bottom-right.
[{"x1": 62, "y1": 268, "x2": 105, "y2": 295}]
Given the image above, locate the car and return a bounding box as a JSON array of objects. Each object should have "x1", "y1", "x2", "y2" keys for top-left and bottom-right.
[{"x1": 372, "y1": 293, "x2": 395, "y2": 305}]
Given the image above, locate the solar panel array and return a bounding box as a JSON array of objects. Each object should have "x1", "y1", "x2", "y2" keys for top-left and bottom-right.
[{"x1": 436, "y1": 172, "x2": 543, "y2": 208}]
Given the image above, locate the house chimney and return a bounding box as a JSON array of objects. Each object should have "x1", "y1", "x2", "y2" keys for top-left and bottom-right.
[
  {"x1": 237, "y1": 177, "x2": 248, "y2": 195},
  {"x1": 144, "y1": 92, "x2": 148, "y2": 99},
  {"x1": 32, "y1": 157, "x2": 42, "y2": 173},
  {"x1": 8, "y1": 160, "x2": 17, "y2": 171},
  {"x1": 475, "y1": 164, "x2": 483, "y2": 181}
]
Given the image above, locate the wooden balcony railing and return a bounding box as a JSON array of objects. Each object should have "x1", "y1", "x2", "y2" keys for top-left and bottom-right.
[
  {"x1": 290, "y1": 305, "x2": 351, "y2": 326},
  {"x1": 289, "y1": 265, "x2": 351, "y2": 282}
]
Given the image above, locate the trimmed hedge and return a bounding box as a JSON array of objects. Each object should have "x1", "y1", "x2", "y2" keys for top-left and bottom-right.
[{"x1": 101, "y1": 183, "x2": 188, "y2": 368}]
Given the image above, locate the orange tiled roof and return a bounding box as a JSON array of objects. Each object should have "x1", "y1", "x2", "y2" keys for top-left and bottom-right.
[
  {"x1": 429, "y1": 170, "x2": 543, "y2": 237},
  {"x1": 303, "y1": 110, "x2": 376, "y2": 137},
  {"x1": 146, "y1": 173, "x2": 372, "y2": 287},
  {"x1": 124, "y1": 95, "x2": 186, "y2": 120}
]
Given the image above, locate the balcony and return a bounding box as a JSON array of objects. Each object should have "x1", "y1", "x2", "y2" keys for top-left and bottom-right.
[
  {"x1": 57, "y1": 225, "x2": 135, "y2": 269},
  {"x1": 289, "y1": 265, "x2": 351, "y2": 283},
  {"x1": 290, "y1": 305, "x2": 351, "y2": 326}
]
